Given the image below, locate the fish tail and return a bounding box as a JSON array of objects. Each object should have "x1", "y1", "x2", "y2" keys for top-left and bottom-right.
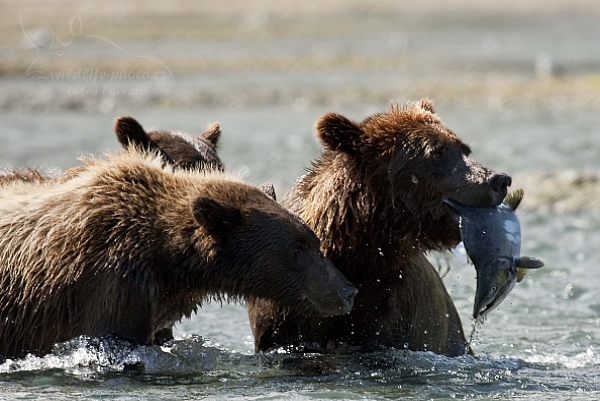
[{"x1": 504, "y1": 188, "x2": 524, "y2": 210}]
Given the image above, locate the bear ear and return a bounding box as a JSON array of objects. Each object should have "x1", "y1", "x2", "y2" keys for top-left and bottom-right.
[
  {"x1": 199, "y1": 122, "x2": 221, "y2": 148},
  {"x1": 114, "y1": 116, "x2": 152, "y2": 149},
  {"x1": 419, "y1": 99, "x2": 435, "y2": 113},
  {"x1": 191, "y1": 196, "x2": 243, "y2": 236},
  {"x1": 316, "y1": 113, "x2": 364, "y2": 153},
  {"x1": 258, "y1": 183, "x2": 276, "y2": 201}
]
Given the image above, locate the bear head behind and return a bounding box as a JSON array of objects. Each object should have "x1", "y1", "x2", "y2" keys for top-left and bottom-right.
[
  {"x1": 114, "y1": 116, "x2": 225, "y2": 172},
  {"x1": 1, "y1": 116, "x2": 226, "y2": 186}
]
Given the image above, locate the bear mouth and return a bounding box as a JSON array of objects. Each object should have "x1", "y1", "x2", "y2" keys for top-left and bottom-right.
[
  {"x1": 442, "y1": 198, "x2": 463, "y2": 222},
  {"x1": 306, "y1": 286, "x2": 357, "y2": 317}
]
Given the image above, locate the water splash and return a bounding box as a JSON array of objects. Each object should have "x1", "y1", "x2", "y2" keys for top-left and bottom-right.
[
  {"x1": 467, "y1": 317, "x2": 485, "y2": 348},
  {"x1": 1, "y1": 334, "x2": 598, "y2": 398},
  {"x1": 0, "y1": 335, "x2": 225, "y2": 383}
]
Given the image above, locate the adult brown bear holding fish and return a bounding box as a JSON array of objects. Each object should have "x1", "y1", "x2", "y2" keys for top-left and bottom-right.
[{"x1": 248, "y1": 99, "x2": 512, "y2": 356}]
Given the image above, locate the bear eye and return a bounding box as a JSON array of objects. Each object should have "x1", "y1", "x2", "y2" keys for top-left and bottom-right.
[
  {"x1": 430, "y1": 147, "x2": 445, "y2": 160},
  {"x1": 293, "y1": 242, "x2": 307, "y2": 255}
]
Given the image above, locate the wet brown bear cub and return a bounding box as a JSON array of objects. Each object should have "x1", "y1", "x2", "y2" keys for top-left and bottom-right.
[
  {"x1": 113, "y1": 116, "x2": 225, "y2": 172},
  {"x1": 0, "y1": 116, "x2": 224, "y2": 186},
  {"x1": 248, "y1": 100, "x2": 511, "y2": 356},
  {"x1": 0, "y1": 149, "x2": 357, "y2": 359}
]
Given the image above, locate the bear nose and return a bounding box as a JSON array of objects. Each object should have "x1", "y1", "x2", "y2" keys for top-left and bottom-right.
[
  {"x1": 342, "y1": 285, "x2": 359, "y2": 301},
  {"x1": 489, "y1": 173, "x2": 511, "y2": 201}
]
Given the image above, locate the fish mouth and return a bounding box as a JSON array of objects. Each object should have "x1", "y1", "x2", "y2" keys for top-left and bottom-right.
[
  {"x1": 473, "y1": 296, "x2": 506, "y2": 321},
  {"x1": 473, "y1": 287, "x2": 512, "y2": 321},
  {"x1": 473, "y1": 305, "x2": 490, "y2": 321},
  {"x1": 473, "y1": 258, "x2": 517, "y2": 320}
]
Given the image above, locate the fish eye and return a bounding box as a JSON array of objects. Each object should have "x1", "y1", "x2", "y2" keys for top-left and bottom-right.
[{"x1": 490, "y1": 286, "x2": 498, "y2": 293}]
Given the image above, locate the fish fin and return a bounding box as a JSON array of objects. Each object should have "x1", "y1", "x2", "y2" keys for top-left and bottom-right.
[
  {"x1": 517, "y1": 268, "x2": 527, "y2": 282},
  {"x1": 504, "y1": 188, "x2": 524, "y2": 211},
  {"x1": 516, "y1": 256, "x2": 545, "y2": 269}
]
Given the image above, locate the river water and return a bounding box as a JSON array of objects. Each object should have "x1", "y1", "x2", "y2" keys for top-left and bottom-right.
[{"x1": 1, "y1": 5, "x2": 600, "y2": 400}]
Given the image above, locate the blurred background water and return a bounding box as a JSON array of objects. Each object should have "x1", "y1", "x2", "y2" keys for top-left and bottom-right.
[{"x1": 1, "y1": 1, "x2": 599, "y2": 399}]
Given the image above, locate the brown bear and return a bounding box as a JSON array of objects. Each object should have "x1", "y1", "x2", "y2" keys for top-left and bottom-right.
[
  {"x1": 248, "y1": 100, "x2": 512, "y2": 357},
  {"x1": 0, "y1": 148, "x2": 357, "y2": 359},
  {"x1": 0, "y1": 116, "x2": 227, "y2": 347},
  {"x1": 114, "y1": 116, "x2": 225, "y2": 172},
  {"x1": 0, "y1": 116, "x2": 224, "y2": 186}
]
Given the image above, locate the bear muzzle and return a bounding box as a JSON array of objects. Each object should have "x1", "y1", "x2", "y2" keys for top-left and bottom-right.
[{"x1": 305, "y1": 265, "x2": 358, "y2": 316}]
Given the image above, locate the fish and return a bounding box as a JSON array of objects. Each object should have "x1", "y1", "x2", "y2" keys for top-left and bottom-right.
[{"x1": 444, "y1": 189, "x2": 544, "y2": 320}]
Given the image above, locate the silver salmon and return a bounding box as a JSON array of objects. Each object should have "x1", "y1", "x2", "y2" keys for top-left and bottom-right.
[{"x1": 444, "y1": 189, "x2": 544, "y2": 320}]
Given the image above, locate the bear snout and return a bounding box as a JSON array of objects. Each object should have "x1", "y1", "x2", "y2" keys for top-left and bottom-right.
[
  {"x1": 489, "y1": 173, "x2": 512, "y2": 205},
  {"x1": 336, "y1": 283, "x2": 358, "y2": 313},
  {"x1": 311, "y1": 282, "x2": 357, "y2": 316},
  {"x1": 305, "y1": 262, "x2": 358, "y2": 316},
  {"x1": 339, "y1": 283, "x2": 358, "y2": 303},
  {"x1": 444, "y1": 172, "x2": 512, "y2": 209}
]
